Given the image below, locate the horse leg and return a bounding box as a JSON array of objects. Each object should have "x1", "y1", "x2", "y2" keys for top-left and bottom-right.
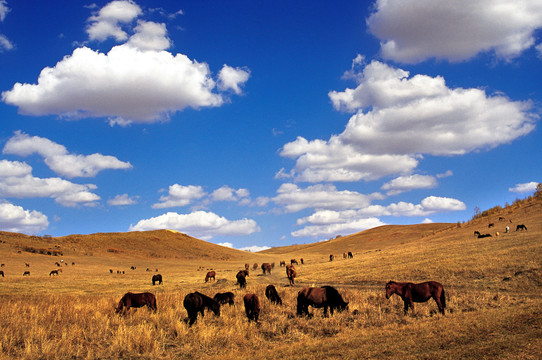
[{"x1": 323, "y1": 306, "x2": 328, "y2": 317}]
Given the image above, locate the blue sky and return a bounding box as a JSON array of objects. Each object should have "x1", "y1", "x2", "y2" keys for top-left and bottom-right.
[{"x1": 0, "y1": 0, "x2": 540, "y2": 251}]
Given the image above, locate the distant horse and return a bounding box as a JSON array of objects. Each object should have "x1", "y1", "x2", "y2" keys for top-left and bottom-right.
[
  {"x1": 55, "y1": 262, "x2": 61, "y2": 267},
  {"x1": 115, "y1": 292, "x2": 157, "y2": 314},
  {"x1": 516, "y1": 224, "x2": 527, "y2": 231},
  {"x1": 23, "y1": 271, "x2": 30, "y2": 276},
  {"x1": 261, "y1": 263, "x2": 272, "y2": 274},
  {"x1": 243, "y1": 294, "x2": 260, "y2": 322},
  {"x1": 130, "y1": 266, "x2": 136, "y2": 270},
  {"x1": 245, "y1": 263, "x2": 250, "y2": 271},
  {"x1": 488, "y1": 223, "x2": 494, "y2": 228},
  {"x1": 205, "y1": 271, "x2": 216, "y2": 283},
  {"x1": 265, "y1": 285, "x2": 282, "y2": 305},
  {"x1": 385, "y1": 280, "x2": 446, "y2": 315},
  {"x1": 290, "y1": 259, "x2": 298, "y2": 265},
  {"x1": 280, "y1": 260, "x2": 286, "y2": 267},
  {"x1": 0, "y1": 270, "x2": 4, "y2": 277},
  {"x1": 498, "y1": 216, "x2": 505, "y2": 221},
  {"x1": 213, "y1": 292, "x2": 235, "y2": 306},
  {"x1": 297, "y1": 286, "x2": 348, "y2": 317},
  {"x1": 300, "y1": 258, "x2": 304, "y2": 264},
  {"x1": 152, "y1": 274, "x2": 163, "y2": 285},
  {"x1": 474, "y1": 231, "x2": 481, "y2": 237},
  {"x1": 25, "y1": 263, "x2": 30, "y2": 267},
  {"x1": 286, "y1": 264, "x2": 296, "y2": 285},
  {"x1": 343, "y1": 252, "x2": 347, "y2": 259},
  {"x1": 478, "y1": 233, "x2": 492, "y2": 238},
  {"x1": 348, "y1": 251, "x2": 353, "y2": 259},
  {"x1": 183, "y1": 291, "x2": 220, "y2": 326},
  {"x1": 109, "y1": 269, "x2": 113, "y2": 274},
  {"x1": 49, "y1": 270, "x2": 59, "y2": 276},
  {"x1": 253, "y1": 263, "x2": 258, "y2": 271},
  {"x1": 329, "y1": 254, "x2": 334, "y2": 261},
  {"x1": 236, "y1": 271, "x2": 247, "y2": 289}
]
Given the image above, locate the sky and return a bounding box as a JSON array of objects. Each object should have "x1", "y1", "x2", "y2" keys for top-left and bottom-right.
[{"x1": 0, "y1": 0, "x2": 541, "y2": 251}]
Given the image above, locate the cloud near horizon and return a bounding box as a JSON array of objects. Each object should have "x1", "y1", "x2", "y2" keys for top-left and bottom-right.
[
  {"x1": 1, "y1": 1, "x2": 250, "y2": 125},
  {"x1": 0, "y1": 200, "x2": 49, "y2": 234}
]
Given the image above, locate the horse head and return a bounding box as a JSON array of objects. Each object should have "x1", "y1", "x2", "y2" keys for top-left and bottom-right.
[
  {"x1": 385, "y1": 281, "x2": 395, "y2": 299},
  {"x1": 211, "y1": 302, "x2": 221, "y2": 317}
]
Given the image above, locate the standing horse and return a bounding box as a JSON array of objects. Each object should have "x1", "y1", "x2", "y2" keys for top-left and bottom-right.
[
  {"x1": 297, "y1": 286, "x2": 348, "y2": 317},
  {"x1": 49, "y1": 270, "x2": 59, "y2": 276},
  {"x1": 205, "y1": 271, "x2": 216, "y2": 283},
  {"x1": 236, "y1": 271, "x2": 247, "y2": 289},
  {"x1": 385, "y1": 281, "x2": 446, "y2": 315},
  {"x1": 213, "y1": 292, "x2": 235, "y2": 306},
  {"x1": 183, "y1": 291, "x2": 220, "y2": 326},
  {"x1": 261, "y1": 263, "x2": 272, "y2": 274},
  {"x1": 286, "y1": 264, "x2": 296, "y2": 285},
  {"x1": 152, "y1": 274, "x2": 163, "y2": 285},
  {"x1": 243, "y1": 293, "x2": 260, "y2": 322},
  {"x1": 115, "y1": 292, "x2": 157, "y2": 314}
]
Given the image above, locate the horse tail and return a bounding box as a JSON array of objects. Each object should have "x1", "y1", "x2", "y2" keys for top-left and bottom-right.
[{"x1": 440, "y1": 288, "x2": 446, "y2": 310}]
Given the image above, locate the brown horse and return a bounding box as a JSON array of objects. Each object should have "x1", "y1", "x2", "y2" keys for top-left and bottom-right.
[
  {"x1": 115, "y1": 292, "x2": 157, "y2": 314},
  {"x1": 265, "y1": 285, "x2": 282, "y2": 305},
  {"x1": 49, "y1": 270, "x2": 59, "y2": 276},
  {"x1": 213, "y1": 292, "x2": 235, "y2": 306},
  {"x1": 348, "y1": 251, "x2": 353, "y2": 259},
  {"x1": 236, "y1": 271, "x2": 247, "y2": 289},
  {"x1": 23, "y1": 271, "x2": 30, "y2": 276},
  {"x1": 261, "y1": 263, "x2": 272, "y2": 274},
  {"x1": 279, "y1": 260, "x2": 286, "y2": 267},
  {"x1": 183, "y1": 291, "x2": 220, "y2": 326},
  {"x1": 290, "y1": 259, "x2": 298, "y2": 265},
  {"x1": 329, "y1": 254, "x2": 334, "y2": 261},
  {"x1": 253, "y1": 263, "x2": 258, "y2": 271},
  {"x1": 245, "y1": 263, "x2": 250, "y2": 271},
  {"x1": 243, "y1": 293, "x2": 260, "y2": 322},
  {"x1": 152, "y1": 274, "x2": 163, "y2": 285},
  {"x1": 286, "y1": 264, "x2": 296, "y2": 285},
  {"x1": 297, "y1": 286, "x2": 348, "y2": 317},
  {"x1": 205, "y1": 271, "x2": 216, "y2": 283},
  {"x1": 385, "y1": 281, "x2": 446, "y2": 315}
]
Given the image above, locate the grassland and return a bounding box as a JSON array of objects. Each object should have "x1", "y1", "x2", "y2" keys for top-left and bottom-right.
[{"x1": 0, "y1": 197, "x2": 541, "y2": 359}]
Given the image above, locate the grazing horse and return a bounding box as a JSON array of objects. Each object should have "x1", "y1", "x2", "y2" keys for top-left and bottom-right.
[
  {"x1": 243, "y1": 294, "x2": 260, "y2": 322},
  {"x1": 290, "y1": 259, "x2": 298, "y2": 265},
  {"x1": 152, "y1": 274, "x2": 163, "y2": 285},
  {"x1": 265, "y1": 285, "x2": 282, "y2": 305},
  {"x1": 280, "y1": 260, "x2": 286, "y2": 267},
  {"x1": 213, "y1": 292, "x2": 235, "y2": 306},
  {"x1": 205, "y1": 271, "x2": 216, "y2": 283},
  {"x1": 474, "y1": 230, "x2": 481, "y2": 237},
  {"x1": 478, "y1": 233, "x2": 492, "y2": 238},
  {"x1": 488, "y1": 223, "x2": 494, "y2": 228},
  {"x1": 55, "y1": 262, "x2": 61, "y2": 267},
  {"x1": 261, "y1": 263, "x2": 272, "y2": 274},
  {"x1": 348, "y1": 251, "x2": 353, "y2": 259},
  {"x1": 183, "y1": 291, "x2": 220, "y2": 326},
  {"x1": 286, "y1": 264, "x2": 296, "y2": 285},
  {"x1": 385, "y1": 281, "x2": 446, "y2": 315},
  {"x1": 329, "y1": 254, "x2": 334, "y2": 261},
  {"x1": 23, "y1": 271, "x2": 30, "y2": 276},
  {"x1": 25, "y1": 263, "x2": 30, "y2": 267},
  {"x1": 130, "y1": 266, "x2": 136, "y2": 270},
  {"x1": 253, "y1": 263, "x2": 258, "y2": 271},
  {"x1": 236, "y1": 271, "x2": 247, "y2": 289},
  {"x1": 49, "y1": 270, "x2": 59, "y2": 276},
  {"x1": 297, "y1": 286, "x2": 348, "y2": 317},
  {"x1": 516, "y1": 224, "x2": 527, "y2": 231},
  {"x1": 115, "y1": 292, "x2": 157, "y2": 314},
  {"x1": 0, "y1": 270, "x2": 4, "y2": 277}
]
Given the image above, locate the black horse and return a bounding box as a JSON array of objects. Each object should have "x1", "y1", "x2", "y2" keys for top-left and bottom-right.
[
  {"x1": 516, "y1": 224, "x2": 527, "y2": 231},
  {"x1": 152, "y1": 274, "x2": 163, "y2": 285},
  {"x1": 385, "y1": 280, "x2": 446, "y2": 315},
  {"x1": 265, "y1": 285, "x2": 282, "y2": 305},
  {"x1": 183, "y1": 291, "x2": 220, "y2": 326},
  {"x1": 213, "y1": 292, "x2": 235, "y2": 306}
]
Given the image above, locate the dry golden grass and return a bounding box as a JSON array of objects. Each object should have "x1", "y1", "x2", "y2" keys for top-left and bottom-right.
[{"x1": 0, "y1": 197, "x2": 541, "y2": 359}]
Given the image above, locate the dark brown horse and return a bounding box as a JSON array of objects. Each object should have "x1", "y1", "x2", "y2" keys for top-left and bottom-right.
[
  {"x1": 286, "y1": 264, "x2": 296, "y2": 285},
  {"x1": 329, "y1": 254, "x2": 334, "y2": 261},
  {"x1": 279, "y1": 260, "x2": 286, "y2": 267},
  {"x1": 152, "y1": 274, "x2": 163, "y2": 285},
  {"x1": 385, "y1": 281, "x2": 446, "y2": 315},
  {"x1": 23, "y1": 271, "x2": 30, "y2": 276},
  {"x1": 183, "y1": 291, "x2": 220, "y2": 326},
  {"x1": 348, "y1": 251, "x2": 353, "y2": 259},
  {"x1": 243, "y1": 293, "x2": 260, "y2": 322},
  {"x1": 265, "y1": 285, "x2": 282, "y2": 305},
  {"x1": 261, "y1": 263, "x2": 272, "y2": 274},
  {"x1": 116, "y1": 292, "x2": 157, "y2": 314},
  {"x1": 253, "y1": 263, "x2": 258, "y2": 271},
  {"x1": 205, "y1": 271, "x2": 216, "y2": 283},
  {"x1": 297, "y1": 286, "x2": 348, "y2": 317},
  {"x1": 213, "y1": 292, "x2": 235, "y2": 306},
  {"x1": 0, "y1": 270, "x2": 4, "y2": 277},
  {"x1": 236, "y1": 271, "x2": 247, "y2": 289},
  {"x1": 516, "y1": 224, "x2": 527, "y2": 231},
  {"x1": 49, "y1": 270, "x2": 59, "y2": 276},
  {"x1": 290, "y1": 259, "x2": 298, "y2": 265}
]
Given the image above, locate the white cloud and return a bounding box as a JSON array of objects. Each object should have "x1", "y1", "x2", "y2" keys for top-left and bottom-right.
[
  {"x1": 0, "y1": 201, "x2": 49, "y2": 234},
  {"x1": 0, "y1": 160, "x2": 100, "y2": 207},
  {"x1": 272, "y1": 183, "x2": 383, "y2": 213},
  {"x1": 509, "y1": 181, "x2": 539, "y2": 193},
  {"x1": 436, "y1": 170, "x2": 453, "y2": 179},
  {"x1": 152, "y1": 184, "x2": 206, "y2": 209},
  {"x1": 217, "y1": 242, "x2": 233, "y2": 248},
  {"x1": 422, "y1": 218, "x2": 433, "y2": 224},
  {"x1": 282, "y1": 60, "x2": 536, "y2": 183},
  {"x1": 0, "y1": 1, "x2": 9, "y2": 22},
  {"x1": 108, "y1": 194, "x2": 138, "y2": 206},
  {"x1": 86, "y1": 0, "x2": 142, "y2": 42},
  {"x1": 420, "y1": 196, "x2": 466, "y2": 212},
  {"x1": 210, "y1": 185, "x2": 250, "y2": 202},
  {"x1": 217, "y1": 65, "x2": 250, "y2": 95},
  {"x1": 292, "y1": 217, "x2": 385, "y2": 238},
  {"x1": 367, "y1": 0, "x2": 542, "y2": 63},
  {"x1": 0, "y1": 0, "x2": 13, "y2": 51},
  {"x1": 239, "y1": 245, "x2": 271, "y2": 252},
  {"x1": 382, "y1": 174, "x2": 437, "y2": 195},
  {"x1": 129, "y1": 210, "x2": 260, "y2": 239},
  {"x1": 3, "y1": 131, "x2": 132, "y2": 178},
  {"x1": 2, "y1": 2, "x2": 250, "y2": 125},
  {"x1": 0, "y1": 34, "x2": 13, "y2": 51}
]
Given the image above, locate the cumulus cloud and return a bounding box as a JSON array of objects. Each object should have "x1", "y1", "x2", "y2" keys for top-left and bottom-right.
[
  {"x1": 0, "y1": 200, "x2": 49, "y2": 234},
  {"x1": 367, "y1": 0, "x2": 542, "y2": 63},
  {"x1": 3, "y1": 131, "x2": 132, "y2": 178},
  {"x1": 239, "y1": 245, "x2": 271, "y2": 252},
  {"x1": 509, "y1": 181, "x2": 539, "y2": 193},
  {"x1": 2, "y1": 1, "x2": 250, "y2": 125},
  {"x1": 0, "y1": 0, "x2": 13, "y2": 51},
  {"x1": 152, "y1": 184, "x2": 206, "y2": 209},
  {"x1": 86, "y1": 0, "x2": 142, "y2": 42},
  {"x1": 210, "y1": 185, "x2": 250, "y2": 202},
  {"x1": 292, "y1": 195, "x2": 465, "y2": 238},
  {"x1": 108, "y1": 193, "x2": 138, "y2": 206},
  {"x1": 282, "y1": 60, "x2": 536, "y2": 183},
  {"x1": 382, "y1": 174, "x2": 438, "y2": 195},
  {"x1": 272, "y1": 183, "x2": 383, "y2": 213},
  {"x1": 0, "y1": 160, "x2": 100, "y2": 207},
  {"x1": 129, "y1": 210, "x2": 260, "y2": 239}
]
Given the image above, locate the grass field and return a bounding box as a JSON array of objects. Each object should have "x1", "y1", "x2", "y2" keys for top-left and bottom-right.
[{"x1": 0, "y1": 197, "x2": 541, "y2": 359}]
